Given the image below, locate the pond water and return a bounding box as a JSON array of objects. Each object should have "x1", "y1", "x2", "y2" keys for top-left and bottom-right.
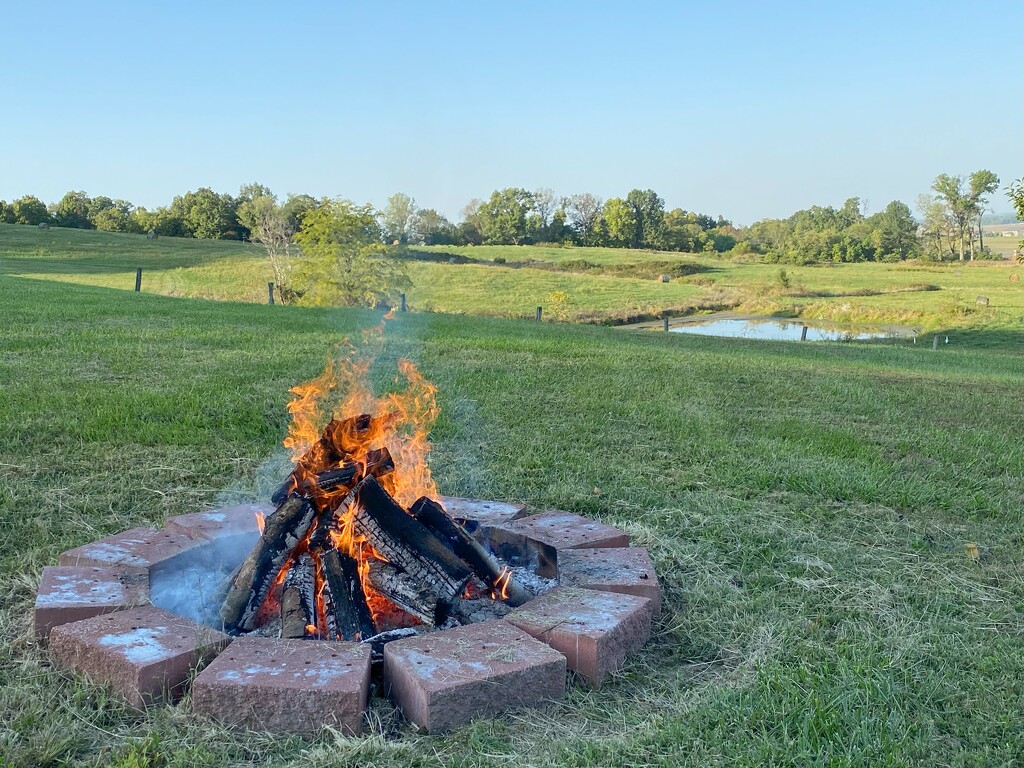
[{"x1": 669, "y1": 318, "x2": 897, "y2": 342}]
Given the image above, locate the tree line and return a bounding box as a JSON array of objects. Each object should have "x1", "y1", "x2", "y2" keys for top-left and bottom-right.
[{"x1": 0, "y1": 170, "x2": 1016, "y2": 269}]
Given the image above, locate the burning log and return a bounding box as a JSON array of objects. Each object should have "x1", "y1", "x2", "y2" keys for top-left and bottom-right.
[
  {"x1": 411, "y1": 497, "x2": 532, "y2": 607},
  {"x1": 271, "y1": 444, "x2": 394, "y2": 506},
  {"x1": 365, "y1": 560, "x2": 446, "y2": 625},
  {"x1": 354, "y1": 477, "x2": 472, "y2": 622},
  {"x1": 321, "y1": 549, "x2": 376, "y2": 640},
  {"x1": 270, "y1": 415, "x2": 393, "y2": 505},
  {"x1": 280, "y1": 554, "x2": 316, "y2": 639},
  {"x1": 220, "y1": 496, "x2": 318, "y2": 633}
]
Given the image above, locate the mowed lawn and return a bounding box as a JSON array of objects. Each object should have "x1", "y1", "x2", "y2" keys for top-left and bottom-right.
[
  {"x1": 5, "y1": 224, "x2": 1024, "y2": 334},
  {"x1": 1, "y1": 275, "x2": 1023, "y2": 766}
]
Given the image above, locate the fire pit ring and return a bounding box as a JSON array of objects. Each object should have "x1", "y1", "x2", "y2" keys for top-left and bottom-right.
[{"x1": 37, "y1": 499, "x2": 659, "y2": 734}]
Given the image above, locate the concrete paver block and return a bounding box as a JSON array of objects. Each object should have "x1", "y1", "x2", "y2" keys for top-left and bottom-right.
[
  {"x1": 35, "y1": 566, "x2": 149, "y2": 640},
  {"x1": 192, "y1": 638, "x2": 372, "y2": 735},
  {"x1": 505, "y1": 586, "x2": 653, "y2": 689},
  {"x1": 484, "y1": 511, "x2": 630, "y2": 577},
  {"x1": 557, "y1": 547, "x2": 661, "y2": 615},
  {"x1": 48, "y1": 605, "x2": 230, "y2": 707},
  {"x1": 384, "y1": 620, "x2": 565, "y2": 732}
]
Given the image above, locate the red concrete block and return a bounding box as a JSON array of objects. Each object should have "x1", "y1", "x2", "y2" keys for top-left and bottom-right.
[
  {"x1": 58, "y1": 528, "x2": 207, "y2": 571},
  {"x1": 35, "y1": 566, "x2": 149, "y2": 640},
  {"x1": 48, "y1": 605, "x2": 230, "y2": 708},
  {"x1": 439, "y1": 497, "x2": 527, "y2": 535},
  {"x1": 505, "y1": 586, "x2": 653, "y2": 689},
  {"x1": 484, "y1": 510, "x2": 630, "y2": 577},
  {"x1": 192, "y1": 638, "x2": 372, "y2": 735},
  {"x1": 163, "y1": 502, "x2": 275, "y2": 540},
  {"x1": 384, "y1": 620, "x2": 565, "y2": 732},
  {"x1": 557, "y1": 547, "x2": 662, "y2": 616}
]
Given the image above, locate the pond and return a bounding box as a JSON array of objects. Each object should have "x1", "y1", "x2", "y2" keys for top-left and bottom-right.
[{"x1": 668, "y1": 318, "x2": 899, "y2": 342}]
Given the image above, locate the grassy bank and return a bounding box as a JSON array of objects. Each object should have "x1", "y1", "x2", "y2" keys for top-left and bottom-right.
[
  {"x1": 1, "y1": 275, "x2": 1023, "y2": 766},
  {"x1": 2, "y1": 223, "x2": 1023, "y2": 334}
]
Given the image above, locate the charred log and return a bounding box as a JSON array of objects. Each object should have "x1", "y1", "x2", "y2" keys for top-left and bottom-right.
[
  {"x1": 271, "y1": 445, "x2": 394, "y2": 506},
  {"x1": 366, "y1": 560, "x2": 448, "y2": 625},
  {"x1": 354, "y1": 477, "x2": 472, "y2": 621},
  {"x1": 321, "y1": 548, "x2": 376, "y2": 640},
  {"x1": 220, "y1": 496, "x2": 317, "y2": 633},
  {"x1": 411, "y1": 496, "x2": 532, "y2": 606},
  {"x1": 280, "y1": 554, "x2": 316, "y2": 639}
]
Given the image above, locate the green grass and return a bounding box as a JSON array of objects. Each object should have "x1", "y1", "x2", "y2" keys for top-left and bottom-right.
[
  {"x1": 404, "y1": 261, "x2": 704, "y2": 320},
  {"x1": 2, "y1": 274, "x2": 1023, "y2": 766},
  {"x1": 3, "y1": 223, "x2": 1024, "y2": 335}
]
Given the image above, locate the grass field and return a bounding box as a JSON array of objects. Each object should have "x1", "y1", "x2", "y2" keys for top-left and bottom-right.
[
  {"x1": 2, "y1": 272, "x2": 1023, "y2": 766},
  {"x1": 2, "y1": 222, "x2": 1024, "y2": 337}
]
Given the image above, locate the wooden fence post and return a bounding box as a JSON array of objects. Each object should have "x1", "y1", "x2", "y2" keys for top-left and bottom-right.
[
  {"x1": 400, "y1": 293, "x2": 406, "y2": 312},
  {"x1": 800, "y1": 325, "x2": 808, "y2": 341},
  {"x1": 663, "y1": 318, "x2": 669, "y2": 332},
  {"x1": 268, "y1": 283, "x2": 275, "y2": 305},
  {"x1": 932, "y1": 334, "x2": 939, "y2": 351},
  {"x1": 536, "y1": 306, "x2": 542, "y2": 322},
  {"x1": 135, "y1": 268, "x2": 142, "y2": 292}
]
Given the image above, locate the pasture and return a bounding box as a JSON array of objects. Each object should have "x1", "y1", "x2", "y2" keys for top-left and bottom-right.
[
  {"x1": 1, "y1": 270, "x2": 1023, "y2": 766},
  {"x1": 3, "y1": 225, "x2": 1023, "y2": 337}
]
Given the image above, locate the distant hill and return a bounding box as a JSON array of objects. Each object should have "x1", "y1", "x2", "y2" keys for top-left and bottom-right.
[{"x1": 981, "y1": 212, "x2": 1022, "y2": 225}]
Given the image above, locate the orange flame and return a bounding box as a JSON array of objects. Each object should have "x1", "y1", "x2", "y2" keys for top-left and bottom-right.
[
  {"x1": 492, "y1": 567, "x2": 512, "y2": 601},
  {"x1": 273, "y1": 320, "x2": 442, "y2": 630},
  {"x1": 255, "y1": 512, "x2": 266, "y2": 535}
]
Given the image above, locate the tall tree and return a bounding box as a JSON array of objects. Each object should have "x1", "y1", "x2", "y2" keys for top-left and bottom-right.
[
  {"x1": 931, "y1": 174, "x2": 972, "y2": 261},
  {"x1": 532, "y1": 188, "x2": 557, "y2": 232},
  {"x1": 602, "y1": 198, "x2": 636, "y2": 247},
  {"x1": 292, "y1": 199, "x2": 409, "y2": 307},
  {"x1": 237, "y1": 189, "x2": 298, "y2": 302},
  {"x1": 11, "y1": 195, "x2": 50, "y2": 225},
  {"x1": 414, "y1": 208, "x2": 456, "y2": 245},
  {"x1": 476, "y1": 188, "x2": 534, "y2": 245},
  {"x1": 968, "y1": 169, "x2": 999, "y2": 255},
  {"x1": 171, "y1": 188, "x2": 239, "y2": 240},
  {"x1": 625, "y1": 189, "x2": 665, "y2": 249},
  {"x1": 281, "y1": 194, "x2": 319, "y2": 233},
  {"x1": 564, "y1": 193, "x2": 603, "y2": 246},
  {"x1": 872, "y1": 200, "x2": 919, "y2": 260},
  {"x1": 380, "y1": 193, "x2": 418, "y2": 244},
  {"x1": 1008, "y1": 178, "x2": 1024, "y2": 259},
  {"x1": 51, "y1": 191, "x2": 93, "y2": 229}
]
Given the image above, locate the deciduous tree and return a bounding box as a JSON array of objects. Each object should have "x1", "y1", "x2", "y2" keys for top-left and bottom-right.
[
  {"x1": 968, "y1": 170, "x2": 999, "y2": 255},
  {"x1": 292, "y1": 199, "x2": 410, "y2": 308},
  {"x1": 564, "y1": 193, "x2": 603, "y2": 246},
  {"x1": 12, "y1": 195, "x2": 50, "y2": 225},
  {"x1": 381, "y1": 193, "x2": 418, "y2": 244},
  {"x1": 625, "y1": 189, "x2": 666, "y2": 249},
  {"x1": 237, "y1": 190, "x2": 298, "y2": 302},
  {"x1": 51, "y1": 191, "x2": 93, "y2": 229},
  {"x1": 931, "y1": 174, "x2": 973, "y2": 261},
  {"x1": 477, "y1": 188, "x2": 534, "y2": 245}
]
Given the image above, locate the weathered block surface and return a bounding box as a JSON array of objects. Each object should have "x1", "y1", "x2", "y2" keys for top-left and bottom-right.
[
  {"x1": 484, "y1": 511, "x2": 630, "y2": 577},
  {"x1": 35, "y1": 566, "x2": 149, "y2": 640},
  {"x1": 58, "y1": 528, "x2": 207, "y2": 571},
  {"x1": 439, "y1": 497, "x2": 527, "y2": 535},
  {"x1": 384, "y1": 620, "x2": 565, "y2": 732},
  {"x1": 163, "y1": 502, "x2": 275, "y2": 540},
  {"x1": 505, "y1": 586, "x2": 653, "y2": 689},
  {"x1": 192, "y1": 638, "x2": 371, "y2": 735},
  {"x1": 48, "y1": 605, "x2": 230, "y2": 707},
  {"x1": 557, "y1": 547, "x2": 661, "y2": 616}
]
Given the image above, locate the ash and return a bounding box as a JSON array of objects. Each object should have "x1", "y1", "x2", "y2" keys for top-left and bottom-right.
[{"x1": 510, "y1": 565, "x2": 557, "y2": 596}]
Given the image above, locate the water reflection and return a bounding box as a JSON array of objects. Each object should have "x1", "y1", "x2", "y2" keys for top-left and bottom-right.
[{"x1": 669, "y1": 318, "x2": 894, "y2": 342}]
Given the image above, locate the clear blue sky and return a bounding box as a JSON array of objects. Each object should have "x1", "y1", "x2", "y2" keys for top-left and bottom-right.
[{"x1": 2, "y1": 1, "x2": 1021, "y2": 224}]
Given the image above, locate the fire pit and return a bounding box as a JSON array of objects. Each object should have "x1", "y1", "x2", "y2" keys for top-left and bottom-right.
[{"x1": 35, "y1": 339, "x2": 661, "y2": 734}]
